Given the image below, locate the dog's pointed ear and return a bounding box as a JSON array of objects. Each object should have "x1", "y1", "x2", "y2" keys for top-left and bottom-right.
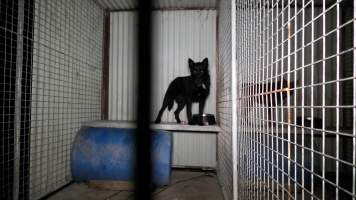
[
  {"x1": 188, "y1": 58, "x2": 194, "y2": 68},
  {"x1": 202, "y1": 58, "x2": 209, "y2": 68}
]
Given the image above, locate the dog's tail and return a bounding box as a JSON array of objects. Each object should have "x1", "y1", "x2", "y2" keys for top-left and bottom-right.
[{"x1": 167, "y1": 98, "x2": 174, "y2": 111}]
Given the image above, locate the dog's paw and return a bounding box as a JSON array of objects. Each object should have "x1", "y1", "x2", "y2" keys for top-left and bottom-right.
[
  {"x1": 198, "y1": 122, "x2": 205, "y2": 126},
  {"x1": 180, "y1": 121, "x2": 187, "y2": 125}
]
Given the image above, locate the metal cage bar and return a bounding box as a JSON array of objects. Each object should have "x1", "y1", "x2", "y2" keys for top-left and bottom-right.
[
  {"x1": 13, "y1": 0, "x2": 25, "y2": 199},
  {"x1": 353, "y1": 1, "x2": 356, "y2": 199}
]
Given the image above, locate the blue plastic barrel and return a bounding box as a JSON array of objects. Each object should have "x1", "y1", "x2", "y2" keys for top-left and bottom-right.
[{"x1": 71, "y1": 127, "x2": 172, "y2": 186}]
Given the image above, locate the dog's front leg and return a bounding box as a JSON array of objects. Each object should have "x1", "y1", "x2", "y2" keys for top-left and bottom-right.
[
  {"x1": 198, "y1": 98, "x2": 206, "y2": 115},
  {"x1": 186, "y1": 100, "x2": 193, "y2": 125}
]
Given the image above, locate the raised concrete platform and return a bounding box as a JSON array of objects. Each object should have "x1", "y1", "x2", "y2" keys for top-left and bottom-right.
[{"x1": 82, "y1": 120, "x2": 221, "y2": 133}]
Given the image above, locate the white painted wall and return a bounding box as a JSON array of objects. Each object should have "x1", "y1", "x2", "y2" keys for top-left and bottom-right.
[
  {"x1": 109, "y1": 10, "x2": 217, "y2": 122},
  {"x1": 109, "y1": 12, "x2": 138, "y2": 121},
  {"x1": 95, "y1": 0, "x2": 217, "y2": 10},
  {"x1": 172, "y1": 132, "x2": 217, "y2": 168}
]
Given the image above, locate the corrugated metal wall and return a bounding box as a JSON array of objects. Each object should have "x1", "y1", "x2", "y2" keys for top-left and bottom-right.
[
  {"x1": 109, "y1": 12, "x2": 138, "y2": 121},
  {"x1": 109, "y1": 10, "x2": 217, "y2": 123},
  {"x1": 109, "y1": 10, "x2": 218, "y2": 169},
  {"x1": 172, "y1": 132, "x2": 216, "y2": 168},
  {"x1": 216, "y1": 0, "x2": 233, "y2": 199},
  {"x1": 30, "y1": 0, "x2": 104, "y2": 199},
  {"x1": 151, "y1": 10, "x2": 217, "y2": 122},
  {"x1": 95, "y1": 0, "x2": 217, "y2": 10}
]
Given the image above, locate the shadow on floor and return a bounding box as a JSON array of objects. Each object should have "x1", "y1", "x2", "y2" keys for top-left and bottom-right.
[{"x1": 48, "y1": 170, "x2": 224, "y2": 200}]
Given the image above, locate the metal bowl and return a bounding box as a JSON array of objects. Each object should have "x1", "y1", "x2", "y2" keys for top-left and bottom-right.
[{"x1": 191, "y1": 114, "x2": 216, "y2": 125}]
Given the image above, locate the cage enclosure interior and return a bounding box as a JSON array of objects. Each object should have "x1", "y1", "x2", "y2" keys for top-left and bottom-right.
[{"x1": 1, "y1": 0, "x2": 356, "y2": 200}]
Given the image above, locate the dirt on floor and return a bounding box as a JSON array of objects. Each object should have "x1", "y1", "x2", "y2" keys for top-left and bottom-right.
[{"x1": 47, "y1": 170, "x2": 225, "y2": 200}]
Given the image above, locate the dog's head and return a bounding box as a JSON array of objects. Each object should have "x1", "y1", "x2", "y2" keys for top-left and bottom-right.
[{"x1": 188, "y1": 58, "x2": 209, "y2": 78}]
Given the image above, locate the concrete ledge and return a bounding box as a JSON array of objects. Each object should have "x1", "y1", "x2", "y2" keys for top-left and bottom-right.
[{"x1": 82, "y1": 120, "x2": 221, "y2": 133}]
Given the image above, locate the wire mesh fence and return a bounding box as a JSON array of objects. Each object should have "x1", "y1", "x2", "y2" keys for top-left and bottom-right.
[
  {"x1": 29, "y1": 0, "x2": 103, "y2": 199},
  {"x1": 1, "y1": 0, "x2": 19, "y2": 199},
  {"x1": 1, "y1": 0, "x2": 104, "y2": 199},
  {"x1": 2, "y1": 0, "x2": 356, "y2": 199},
  {"x1": 236, "y1": 0, "x2": 355, "y2": 199}
]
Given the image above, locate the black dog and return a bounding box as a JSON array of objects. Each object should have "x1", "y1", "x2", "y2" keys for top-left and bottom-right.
[{"x1": 155, "y1": 58, "x2": 210, "y2": 124}]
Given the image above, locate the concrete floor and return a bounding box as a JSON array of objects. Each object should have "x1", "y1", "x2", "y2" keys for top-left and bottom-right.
[{"x1": 48, "y1": 170, "x2": 224, "y2": 200}]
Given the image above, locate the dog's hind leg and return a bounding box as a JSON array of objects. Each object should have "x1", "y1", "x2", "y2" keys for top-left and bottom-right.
[
  {"x1": 155, "y1": 96, "x2": 172, "y2": 123},
  {"x1": 186, "y1": 100, "x2": 193, "y2": 125},
  {"x1": 174, "y1": 101, "x2": 185, "y2": 123}
]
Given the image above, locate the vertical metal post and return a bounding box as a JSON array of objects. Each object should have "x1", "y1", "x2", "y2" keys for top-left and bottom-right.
[
  {"x1": 271, "y1": 0, "x2": 275, "y2": 195},
  {"x1": 287, "y1": 0, "x2": 292, "y2": 198},
  {"x1": 322, "y1": 1, "x2": 326, "y2": 200},
  {"x1": 135, "y1": 0, "x2": 153, "y2": 199},
  {"x1": 247, "y1": 1, "x2": 251, "y2": 199},
  {"x1": 102, "y1": 11, "x2": 110, "y2": 120},
  {"x1": 265, "y1": 2, "x2": 270, "y2": 198},
  {"x1": 275, "y1": 3, "x2": 280, "y2": 198},
  {"x1": 231, "y1": 0, "x2": 238, "y2": 199},
  {"x1": 248, "y1": 1, "x2": 253, "y2": 198},
  {"x1": 310, "y1": 0, "x2": 315, "y2": 197},
  {"x1": 264, "y1": 1, "x2": 268, "y2": 197},
  {"x1": 246, "y1": 2, "x2": 250, "y2": 198},
  {"x1": 301, "y1": 1, "x2": 305, "y2": 198},
  {"x1": 258, "y1": 1, "x2": 261, "y2": 197},
  {"x1": 280, "y1": 2, "x2": 285, "y2": 198},
  {"x1": 255, "y1": 1, "x2": 258, "y2": 197},
  {"x1": 13, "y1": 0, "x2": 25, "y2": 199},
  {"x1": 336, "y1": 2, "x2": 340, "y2": 199},
  {"x1": 353, "y1": 1, "x2": 356, "y2": 199},
  {"x1": 294, "y1": 1, "x2": 298, "y2": 199}
]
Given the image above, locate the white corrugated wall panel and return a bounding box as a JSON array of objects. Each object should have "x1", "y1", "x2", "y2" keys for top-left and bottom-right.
[
  {"x1": 217, "y1": 0, "x2": 233, "y2": 199},
  {"x1": 152, "y1": 0, "x2": 216, "y2": 9},
  {"x1": 30, "y1": 0, "x2": 104, "y2": 199},
  {"x1": 109, "y1": 10, "x2": 217, "y2": 123},
  {"x1": 109, "y1": 12, "x2": 138, "y2": 121},
  {"x1": 96, "y1": 0, "x2": 137, "y2": 10},
  {"x1": 172, "y1": 132, "x2": 216, "y2": 168},
  {"x1": 95, "y1": 0, "x2": 217, "y2": 10},
  {"x1": 151, "y1": 10, "x2": 217, "y2": 122}
]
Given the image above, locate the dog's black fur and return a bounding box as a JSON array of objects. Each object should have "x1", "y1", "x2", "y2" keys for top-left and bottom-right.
[{"x1": 155, "y1": 58, "x2": 210, "y2": 124}]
